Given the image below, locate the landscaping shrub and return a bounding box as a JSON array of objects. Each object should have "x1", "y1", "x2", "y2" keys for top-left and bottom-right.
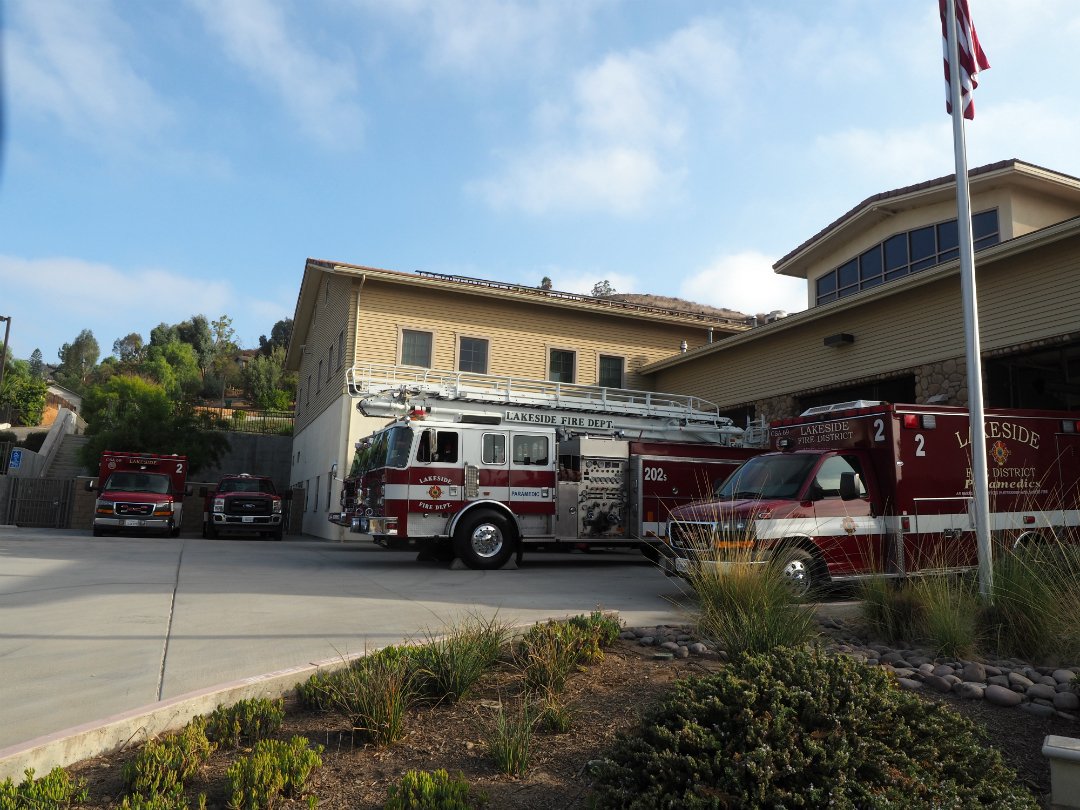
[
  {"x1": 119, "y1": 787, "x2": 206, "y2": 809},
  {"x1": 687, "y1": 542, "x2": 817, "y2": 658},
  {"x1": 514, "y1": 621, "x2": 586, "y2": 693},
  {"x1": 225, "y1": 736, "x2": 323, "y2": 810},
  {"x1": 566, "y1": 610, "x2": 622, "y2": 663},
  {"x1": 383, "y1": 769, "x2": 485, "y2": 809},
  {"x1": 484, "y1": 703, "x2": 533, "y2": 777},
  {"x1": 0, "y1": 767, "x2": 89, "y2": 810},
  {"x1": 589, "y1": 646, "x2": 1037, "y2": 809},
  {"x1": 910, "y1": 572, "x2": 981, "y2": 657},
  {"x1": 411, "y1": 615, "x2": 507, "y2": 703},
  {"x1": 122, "y1": 719, "x2": 215, "y2": 799},
  {"x1": 205, "y1": 698, "x2": 285, "y2": 748},
  {"x1": 537, "y1": 692, "x2": 572, "y2": 734},
  {"x1": 321, "y1": 646, "x2": 415, "y2": 745},
  {"x1": 295, "y1": 670, "x2": 336, "y2": 711}
]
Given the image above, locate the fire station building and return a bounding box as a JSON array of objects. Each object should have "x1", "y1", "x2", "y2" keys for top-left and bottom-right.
[{"x1": 286, "y1": 158, "x2": 1080, "y2": 539}]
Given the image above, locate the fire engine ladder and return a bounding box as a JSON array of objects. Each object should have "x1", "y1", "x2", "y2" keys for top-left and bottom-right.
[{"x1": 346, "y1": 363, "x2": 745, "y2": 443}]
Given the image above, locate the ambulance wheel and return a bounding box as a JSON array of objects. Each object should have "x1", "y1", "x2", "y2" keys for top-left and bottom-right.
[
  {"x1": 454, "y1": 511, "x2": 516, "y2": 570},
  {"x1": 775, "y1": 547, "x2": 819, "y2": 598}
]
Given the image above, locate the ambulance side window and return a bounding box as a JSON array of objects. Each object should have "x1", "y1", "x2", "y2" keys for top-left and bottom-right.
[
  {"x1": 482, "y1": 433, "x2": 506, "y2": 464},
  {"x1": 811, "y1": 455, "x2": 868, "y2": 499},
  {"x1": 512, "y1": 435, "x2": 549, "y2": 466}
]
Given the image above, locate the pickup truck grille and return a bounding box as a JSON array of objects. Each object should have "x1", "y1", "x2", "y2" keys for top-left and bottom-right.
[
  {"x1": 225, "y1": 497, "x2": 272, "y2": 516},
  {"x1": 116, "y1": 502, "x2": 154, "y2": 516}
]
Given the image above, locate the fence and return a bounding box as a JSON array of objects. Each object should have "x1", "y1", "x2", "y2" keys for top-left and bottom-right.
[{"x1": 194, "y1": 407, "x2": 294, "y2": 435}]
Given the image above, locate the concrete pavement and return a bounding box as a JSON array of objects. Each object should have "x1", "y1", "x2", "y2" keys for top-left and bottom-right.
[{"x1": 0, "y1": 528, "x2": 696, "y2": 777}]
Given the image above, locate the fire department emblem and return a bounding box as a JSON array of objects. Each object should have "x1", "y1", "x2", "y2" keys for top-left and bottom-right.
[
  {"x1": 427, "y1": 485, "x2": 443, "y2": 500},
  {"x1": 841, "y1": 516, "x2": 857, "y2": 535},
  {"x1": 991, "y1": 440, "x2": 1010, "y2": 467}
]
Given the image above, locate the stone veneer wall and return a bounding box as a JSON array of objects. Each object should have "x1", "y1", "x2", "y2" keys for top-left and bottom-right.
[{"x1": 914, "y1": 357, "x2": 968, "y2": 406}]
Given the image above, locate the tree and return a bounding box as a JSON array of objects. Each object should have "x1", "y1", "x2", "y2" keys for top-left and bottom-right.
[
  {"x1": 28, "y1": 349, "x2": 45, "y2": 380},
  {"x1": 539, "y1": 277, "x2": 553, "y2": 291},
  {"x1": 55, "y1": 329, "x2": 100, "y2": 392},
  {"x1": 258, "y1": 318, "x2": 293, "y2": 356},
  {"x1": 242, "y1": 347, "x2": 292, "y2": 410},
  {"x1": 79, "y1": 374, "x2": 229, "y2": 474},
  {"x1": 149, "y1": 322, "x2": 179, "y2": 348},
  {"x1": 591, "y1": 280, "x2": 616, "y2": 297},
  {"x1": 176, "y1": 315, "x2": 215, "y2": 373},
  {"x1": 0, "y1": 359, "x2": 47, "y2": 426},
  {"x1": 208, "y1": 314, "x2": 240, "y2": 401},
  {"x1": 112, "y1": 333, "x2": 145, "y2": 365},
  {"x1": 141, "y1": 340, "x2": 202, "y2": 400}
]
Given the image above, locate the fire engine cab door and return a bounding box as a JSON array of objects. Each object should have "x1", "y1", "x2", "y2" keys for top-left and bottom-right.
[
  {"x1": 411, "y1": 428, "x2": 464, "y2": 535},
  {"x1": 466, "y1": 430, "x2": 510, "y2": 502},
  {"x1": 805, "y1": 453, "x2": 884, "y2": 576},
  {"x1": 508, "y1": 430, "x2": 557, "y2": 537}
]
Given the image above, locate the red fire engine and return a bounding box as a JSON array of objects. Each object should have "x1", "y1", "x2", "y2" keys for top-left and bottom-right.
[
  {"x1": 91, "y1": 451, "x2": 189, "y2": 537},
  {"x1": 337, "y1": 365, "x2": 764, "y2": 569},
  {"x1": 665, "y1": 401, "x2": 1080, "y2": 592}
]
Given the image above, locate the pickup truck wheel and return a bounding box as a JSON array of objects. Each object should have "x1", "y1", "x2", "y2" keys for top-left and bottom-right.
[
  {"x1": 453, "y1": 511, "x2": 516, "y2": 570},
  {"x1": 774, "y1": 547, "x2": 820, "y2": 598}
]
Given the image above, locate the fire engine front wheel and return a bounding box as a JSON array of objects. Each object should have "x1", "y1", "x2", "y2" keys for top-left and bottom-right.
[{"x1": 454, "y1": 511, "x2": 516, "y2": 570}]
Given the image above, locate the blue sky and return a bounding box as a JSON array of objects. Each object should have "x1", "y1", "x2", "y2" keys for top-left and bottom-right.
[{"x1": 3, "y1": 0, "x2": 1078, "y2": 363}]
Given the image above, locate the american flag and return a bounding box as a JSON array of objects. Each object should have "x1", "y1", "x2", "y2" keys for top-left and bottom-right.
[{"x1": 940, "y1": 0, "x2": 990, "y2": 120}]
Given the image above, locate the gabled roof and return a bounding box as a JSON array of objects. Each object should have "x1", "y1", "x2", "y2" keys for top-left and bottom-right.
[
  {"x1": 774, "y1": 159, "x2": 1080, "y2": 279},
  {"x1": 287, "y1": 259, "x2": 751, "y2": 368}
]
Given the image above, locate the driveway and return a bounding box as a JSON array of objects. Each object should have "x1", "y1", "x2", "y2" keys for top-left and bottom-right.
[{"x1": 0, "y1": 529, "x2": 694, "y2": 752}]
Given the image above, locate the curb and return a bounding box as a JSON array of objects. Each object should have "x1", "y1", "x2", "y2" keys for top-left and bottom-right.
[{"x1": 0, "y1": 651, "x2": 366, "y2": 782}]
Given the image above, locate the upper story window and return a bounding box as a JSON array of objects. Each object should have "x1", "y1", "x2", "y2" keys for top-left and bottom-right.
[
  {"x1": 598, "y1": 355, "x2": 624, "y2": 388},
  {"x1": 327, "y1": 345, "x2": 334, "y2": 380},
  {"x1": 549, "y1": 348, "x2": 575, "y2": 383},
  {"x1": 337, "y1": 329, "x2": 345, "y2": 370},
  {"x1": 458, "y1": 337, "x2": 489, "y2": 374},
  {"x1": 815, "y1": 209, "x2": 999, "y2": 306},
  {"x1": 401, "y1": 329, "x2": 432, "y2": 368}
]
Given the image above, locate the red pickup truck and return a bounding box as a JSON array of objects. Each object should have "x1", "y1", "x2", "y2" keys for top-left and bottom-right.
[{"x1": 201, "y1": 474, "x2": 288, "y2": 540}]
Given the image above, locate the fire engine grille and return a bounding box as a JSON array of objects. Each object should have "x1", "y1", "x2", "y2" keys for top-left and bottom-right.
[
  {"x1": 116, "y1": 502, "x2": 154, "y2": 517},
  {"x1": 225, "y1": 497, "x2": 272, "y2": 517}
]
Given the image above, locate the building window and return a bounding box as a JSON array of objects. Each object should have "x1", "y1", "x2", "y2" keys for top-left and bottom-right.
[
  {"x1": 317, "y1": 360, "x2": 322, "y2": 393},
  {"x1": 401, "y1": 329, "x2": 433, "y2": 367},
  {"x1": 814, "y1": 209, "x2": 999, "y2": 306},
  {"x1": 327, "y1": 345, "x2": 334, "y2": 380},
  {"x1": 548, "y1": 349, "x2": 575, "y2": 383},
  {"x1": 314, "y1": 476, "x2": 320, "y2": 512},
  {"x1": 458, "y1": 337, "x2": 489, "y2": 374},
  {"x1": 306, "y1": 375, "x2": 311, "y2": 405},
  {"x1": 337, "y1": 329, "x2": 345, "y2": 370},
  {"x1": 598, "y1": 355, "x2": 624, "y2": 388},
  {"x1": 296, "y1": 385, "x2": 302, "y2": 411}
]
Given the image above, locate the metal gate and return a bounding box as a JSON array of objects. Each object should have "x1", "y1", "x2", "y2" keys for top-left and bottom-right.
[{"x1": 2, "y1": 478, "x2": 75, "y2": 528}]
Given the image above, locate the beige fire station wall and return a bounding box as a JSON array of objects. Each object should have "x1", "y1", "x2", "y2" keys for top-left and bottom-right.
[
  {"x1": 651, "y1": 235, "x2": 1080, "y2": 411},
  {"x1": 294, "y1": 272, "x2": 357, "y2": 434},
  {"x1": 351, "y1": 280, "x2": 718, "y2": 392}
]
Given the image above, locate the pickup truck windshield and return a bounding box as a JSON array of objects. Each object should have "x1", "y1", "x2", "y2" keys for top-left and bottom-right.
[
  {"x1": 714, "y1": 453, "x2": 818, "y2": 501},
  {"x1": 219, "y1": 478, "x2": 276, "y2": 494},
  {"x1": 104, "y1": 472, "x2": 171, "y2": 494}
]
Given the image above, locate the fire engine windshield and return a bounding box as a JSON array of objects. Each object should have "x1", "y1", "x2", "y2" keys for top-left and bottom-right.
[
  {"x1": 104, "y1": 472, "x2": 171, "y2": 494},
  {"x1": 714, "y1": 453, "x2": 818, "y2": 501},
  {"x1": 353, "y1": 425, "x2": 413, "y2": 473}
]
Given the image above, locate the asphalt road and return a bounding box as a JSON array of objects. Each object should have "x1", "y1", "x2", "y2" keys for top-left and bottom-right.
[{"x1": 0, "y1": 528, "x2": 696, "y2": 751}]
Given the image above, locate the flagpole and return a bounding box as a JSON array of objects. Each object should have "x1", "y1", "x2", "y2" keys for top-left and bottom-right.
[{"x1": 945, "y1": 0, "x2": 993, "y2": 600}]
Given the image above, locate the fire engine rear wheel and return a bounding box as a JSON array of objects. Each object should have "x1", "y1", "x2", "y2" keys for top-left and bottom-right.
[{"x1": 454, "y1": 511, "x2": 516, "y2": 570}]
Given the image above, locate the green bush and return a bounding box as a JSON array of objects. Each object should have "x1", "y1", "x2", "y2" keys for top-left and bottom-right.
[
  {"x1": 537, "y1": 692, "x2": 572, "y2": 734},
  {"x1": 204, "y1": 698, "x2": 285, "y2": 748},
  {"x1": 589, "y1": 646, "x2": 1037, "y2": 809},
  {"x1": 119, "y1": 787, "x2": 206, "y2": 809},
  {"x1": 122, "y1": 719, "x2": 215, "y2": 799},
  {"x1": 0, "y1": 767, "x2": 89, "y2": 810},
  {"x1": 566, "y1": 610, "x2": 622, "y2": 663},
  {"x1": 411, "y1": 615, "x2": 506, "y2": 704},
  {"x1": 484, "y1": 703, "x2": 533, "y2": 778},
  {"x1": 225, "y1": 736, "x2": 323, "y2": 810},
  {"x1": 22, "y1": 431, "x2": 48, "y2": 453},
  {"x1": 295, "y1": 670, "x2": 336, "y2": 711},
  {"x1": 383, "y1": 769, "x2": 485, "y2": 809},
  {"x1": 514, "y1": 621, "x2": 584, "y2": 693},
  {"x1": 322, "y1": 647, "x2": 415, "y2": 745}
]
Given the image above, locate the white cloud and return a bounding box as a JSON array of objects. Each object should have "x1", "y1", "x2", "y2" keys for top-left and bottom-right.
[
  {"x1": 472, "y1": 18, "x2": 739, "y2": 217},
  {"x1": 188, "y1": 0, "x2": 364, "y2": 148},
  {"x1": 679, "y1": 251, "x2": 807, "y2": 317},
  {"x1": 7, "y1": 1, "x2": 175, "y2": 148},
  {"x1": 350, "y1": 0, "x2": 601, "y2": 76},
  {"x1": 0, "y1": 256, "x2": 288, "y2": 360}
]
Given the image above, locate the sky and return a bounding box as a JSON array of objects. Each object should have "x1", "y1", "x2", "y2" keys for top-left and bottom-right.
[{"x1": 2, "y1": 0, "x2": 1079, "y2": 363}]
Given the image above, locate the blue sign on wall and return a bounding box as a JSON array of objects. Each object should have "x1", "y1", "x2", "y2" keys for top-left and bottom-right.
[{"x1": 8, "y1": 449, "x2": 22, "y2": 470}]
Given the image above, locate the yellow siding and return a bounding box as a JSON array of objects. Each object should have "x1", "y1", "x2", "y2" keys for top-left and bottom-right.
[
  {"x1": 295, "y1": 273, "x2": 355, "y2": 432},
  {"x1": 351, "y1": 281, "x2": 715, "y2": 389},
  {"x1": 654, "y1": 235, "x2": 1080, "y2": 409}
]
